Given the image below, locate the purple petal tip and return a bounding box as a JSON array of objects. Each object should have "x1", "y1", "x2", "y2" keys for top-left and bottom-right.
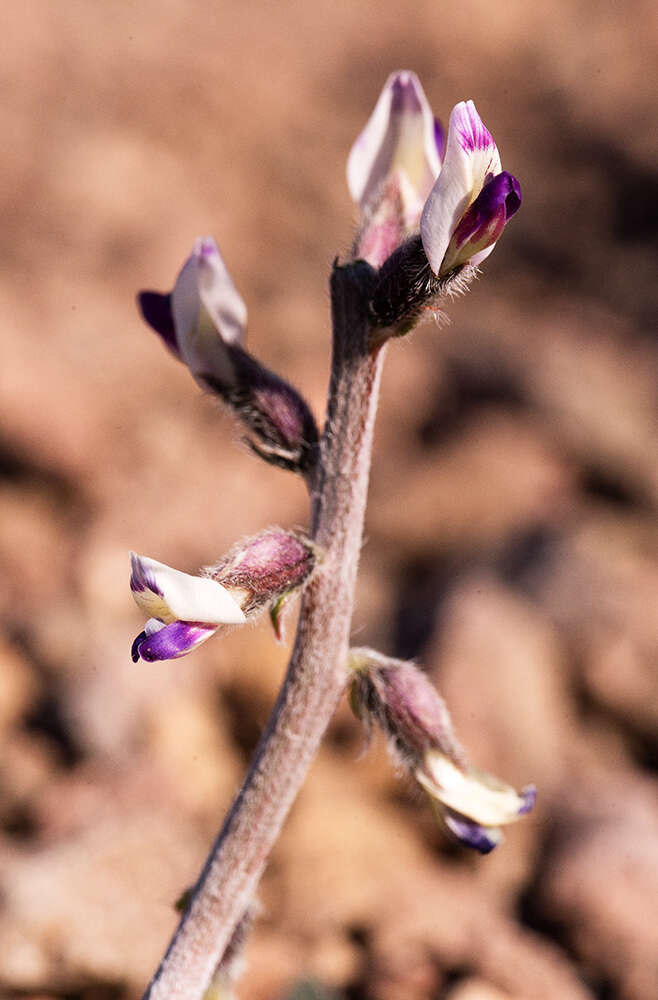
[
  {"x1": 131, "y1": 630, "x2": 147, "y2": 662},
  {"x1": 452, "y1": 170, "x2": 522, "y2": 255},
  {"x1": 477, "y1": 170, "x2": 522, "y2": 219},
  {"x1": 133, "y1": 620, "x2": 216, "y2": 662},
  {"x1": 494, "y1": 170, "x2": 522, "y2": 216},
  {"x1": 518, "y1": 785, "x2": 537, "y2": 816},
  {"x1": 137, "y1": 291, "x2": 179, "y2": 356},
  {"x1": 390, "y1": 72, "x2": 423, "y2": 115},
  {"x1": 433, "y1": 117, "x2": 445, "y2": 161},
  {"x1": 197, "y1": 237, "x2": 218, "y2": 259},
  {"x1": 443, "y1": 812, "x2": 502, "y2": 854},
  {"x1": 129, "y1": 553, "x2": 163, "y2": 598},
  {"x1": 455, "y1": 102, "x2": 495, "y2": 153}
]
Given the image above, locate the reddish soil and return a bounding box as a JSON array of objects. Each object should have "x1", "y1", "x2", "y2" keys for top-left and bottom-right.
[{"x1": 0, "y1": 3, "x2": 656, "y2": 999}]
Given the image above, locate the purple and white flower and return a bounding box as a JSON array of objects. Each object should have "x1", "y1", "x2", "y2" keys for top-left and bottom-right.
[
  {"x1": 138, "y1": 236, "x2": 247, "y2": 388},
  {"x1": 138, "y1": 239, "x2": 319, "y2": 474},
  {"x1": 417, "y1": 750, "x2": 536, "y2": 854},
  {"x1": 347, "y1": 71, "x2": 443, "y2": 268},
  {"x1": 130, "y1": 552, "x2": 245, "y2": 663},
  {"x1": 348, "y1": 76, "x2": 521, "y2": 277},
  {"x1": 420, "y1": 100, "x2": 521, "y2": 276},
  {"x1": 348, "y1": 71, "x2": 442, "y2": 225}
]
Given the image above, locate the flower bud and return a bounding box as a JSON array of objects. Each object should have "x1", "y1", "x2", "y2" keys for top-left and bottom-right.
[
  {"x1": 208, "y1": 528, "x2": 317, "y2": 622},
  {"x1": 349, "y1": 648, "x2": 466, "y2": 766},
  {"x1": 138, "y1": 236, "x2": 246, "y2": 384},
  {"x1": 348, "y1": 648, "x2": 535, "y2": 853},
  {"x1": 347, "y1": 71, "x2": 442, "y2": 268},
  {"x1": 202, "y1": 346, "x2": 319, "y2": 475},
  {"x1": 344, "y1": 88, "x2": 521, "y2": 344},
  {"x1": 130, "y1": 531, "x2": 316, "y2": 662},
  {"x1": 138, "y1": 237, "x2": 318, "y2": 476},
  {"x1": 420, "y1": 101, "x2": 521, "y2": 276},
  {"x1": 130, "y1": 552, "x2": 246, "y2": 663},
  {"x1": 440, "y1": 170, "x2": 521, "y2": 273},
  {"x1": 418, "y1": 752, "x2": 536, "y2": 854}
]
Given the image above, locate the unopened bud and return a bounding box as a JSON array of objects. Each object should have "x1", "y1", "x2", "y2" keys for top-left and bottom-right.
[
  {"x1": 347, "y1": 71, "x2": 442, "y2": 269},
  {"x1": 138, "y1": 237, "x2": 318, "y2": 477},
  {"x1": 209, "y1": 529, "x2": 317, "y2": 620},
  {"x1": 420, "y1": 101, "x2": 521, "y2": 277},
  {"x1": 349, "y1": 647, "x2": 466, "y2": 768},
  {"x1": 348, "y1": 648, "x2": 535, "y2": 853},
  {"x1": 202, "y1": 347, "x2": 318, "y2": 475}
]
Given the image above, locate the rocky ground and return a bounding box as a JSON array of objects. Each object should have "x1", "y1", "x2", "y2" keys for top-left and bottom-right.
[{"x1": 0, "y1": 2, "x2": 656, "y2": 998}]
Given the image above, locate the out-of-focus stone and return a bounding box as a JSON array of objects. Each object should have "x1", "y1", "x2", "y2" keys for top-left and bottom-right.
[
  {"x1": 536, "y1": 764, "x2": 658, "y2": 1000},
  {"x1": 469, "y1": 915, "x2": 594, "y2": 1000},
  {"x1": 0, "y1": 805, "x2": 207, "y2": 991},
  {"x1": 147, "y1": 690, "x2": 244, "y2": 821},
  {"x1": 583, "y1": 632, "x2": 658, "y2": 740},
  {"x1": 528, "y1": 512, "x2": 658, "y2": 743},
  {"x1": 521, "y1": 313, "x2": 658, "y2": 504},
  {"x1": 0, "y1": 486, "x2": 78, "y2": 624},
  {"x1": 238, "y1": 928, "x2": 307, "y2": 1000},
  {"x1": 529, "y1": 512, "x2": 658, "y2": 648},
  {"x1": 305, "y1": 931, "x2": 361, "y2": 991},
  {"x1": 368, "y1": 933, "x2": 442, "y2": 1000},
  {"x1": 1, "y1": 733, "x2": 53, "y2": 801},
  {"x1": 369, "y1": 412, "x2": 573, "y2": 558}
]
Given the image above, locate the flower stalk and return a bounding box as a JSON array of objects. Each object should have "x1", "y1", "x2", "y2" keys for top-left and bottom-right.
[{"x1": 143, "y1": 259, "x2": 383, "y2": 1000}]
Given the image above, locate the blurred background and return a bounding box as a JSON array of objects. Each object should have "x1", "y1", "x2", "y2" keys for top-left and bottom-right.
[{"x1": 1, "y1": 2, "x2": 656, "y2": 998}]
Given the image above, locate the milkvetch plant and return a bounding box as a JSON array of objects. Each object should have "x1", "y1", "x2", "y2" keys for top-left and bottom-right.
[{"x1": 131, "y1": 70, "x2": 530, "y2": 1000}]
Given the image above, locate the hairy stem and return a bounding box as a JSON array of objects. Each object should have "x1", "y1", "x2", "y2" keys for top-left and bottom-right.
[{"x1": 143, "y1": 260, "x2": 381, "y2": 1000}]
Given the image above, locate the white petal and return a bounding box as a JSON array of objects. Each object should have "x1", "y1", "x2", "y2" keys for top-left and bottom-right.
[
  {"x1": 130, "y1": 552, "x2": 246, "y2": 625},
  {"x1": 421, "y1": 101, "x2": 501, "y2": 275},
  {"x1": 171, "y1": 237, "x2": 247, "y2": 381},
  {"x1": 195, "y1": 237, "x2": 247, "y2": 346},
  {"x1": 468, "y1": 244, "x2": 497, "y2": 267},
  {"x1": 171, "y1": 249, "x2": 201, "y2": 348},
  {"x1": 417, "y1": 752, "x2": 525, "y2": 826},
  {"x1": 144, "y1": 618, "x2": 165, "y2": 635},
  {"x1": 347, "y1": 71, "x2": 440, "y2": 213}
]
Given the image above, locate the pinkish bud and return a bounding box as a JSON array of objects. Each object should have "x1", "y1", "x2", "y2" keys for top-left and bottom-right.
[
  {"x1": 202, "y1": 346, "x2": 319, "y2": 475},
  {"x1": 347, "y1": 71, "x2": 442, "y2": 268},
  {"x1": 348, "y1": 648, "x2": 535, "y2": 853},
  {"x1": 208, "y1": 529, "x2": 317, "y2": 618},
  {"x1": 349, "y1": 648, "x2": 466, "y2": 768}
]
